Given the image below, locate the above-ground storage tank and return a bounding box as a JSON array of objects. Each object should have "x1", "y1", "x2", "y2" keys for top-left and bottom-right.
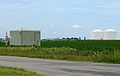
[
  {"x1": 10, "y1": 30, "x2": 41, "y2": 46},
  {"x1": 103, "y1": 29, "x2": 117, "y2": 40},
  {"x1": 91, "y1": 29, "x2": 103, "y2": 40}
]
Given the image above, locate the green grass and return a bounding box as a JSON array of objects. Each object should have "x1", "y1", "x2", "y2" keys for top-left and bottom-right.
[
  {"x1": 0, "y1": 66, "x2": 43, "y2": 76},
  {"x1": 0, "y1": 46, "x2": 119, "y2": 64},
  {"x1": 0, "y1": 40, "x2": 120, "y2": 64}
]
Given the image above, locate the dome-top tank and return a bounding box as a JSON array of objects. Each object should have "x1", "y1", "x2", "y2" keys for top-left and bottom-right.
[
  {"x1": 91, "y1": 29, "x2": 103, "y2": 40},
  {"x1": 103, "y1": 29, "x2": 117, "y2": 40}
]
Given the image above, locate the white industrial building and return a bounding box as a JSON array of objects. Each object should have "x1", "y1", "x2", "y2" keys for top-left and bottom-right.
[
  {"x1": 91, "y1": 29, "x2": 117, "y2": 40},
  {"x1": 91, "y1": 29, "x2": 103, "y2": 40},
  {"x1": 10, "y1": 30, "x2": 41, "y2": 46}
]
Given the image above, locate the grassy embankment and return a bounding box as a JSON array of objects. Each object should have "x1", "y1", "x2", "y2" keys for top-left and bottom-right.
[
  {"x1": 0, "y1": 66, "x2": 43, "y2": 76},
  {"x1": 0, "y1": 40, "x2": 120, "y2": 64}
]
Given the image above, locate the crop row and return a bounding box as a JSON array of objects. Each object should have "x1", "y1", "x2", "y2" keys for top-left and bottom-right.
[{"x1": 41, "y1": 40, "x2": 120, "y2": 51}]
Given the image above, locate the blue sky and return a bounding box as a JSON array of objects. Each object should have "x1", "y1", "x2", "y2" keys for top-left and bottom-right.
[{"x1": 0, "y1": 0, "x2": 120, "y2": 39}]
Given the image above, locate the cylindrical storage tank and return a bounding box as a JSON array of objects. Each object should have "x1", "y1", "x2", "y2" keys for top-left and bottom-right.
[
  {"x1": 91, "y1": 29, "x2": 103, "y2": 40},
  {"x1": 103, "y1": 29, "x2": 117, "y2": 40}
]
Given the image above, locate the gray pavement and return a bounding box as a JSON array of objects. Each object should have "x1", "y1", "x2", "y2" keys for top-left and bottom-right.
[{"x1": 0, "y1": 56, "x2": 120, "y2": 76}]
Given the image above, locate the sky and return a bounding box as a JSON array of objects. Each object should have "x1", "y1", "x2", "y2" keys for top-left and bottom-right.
[{"x1": 0, "y1": 0, "x2": 120, "y2": 39}]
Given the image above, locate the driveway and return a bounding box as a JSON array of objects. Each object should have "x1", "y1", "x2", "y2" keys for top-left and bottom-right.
[{"x1": 0, "y1": 56, "x2": 120, "y2": 76}]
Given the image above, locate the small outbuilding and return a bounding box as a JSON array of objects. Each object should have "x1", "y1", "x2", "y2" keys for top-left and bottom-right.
[{"x1": 10, "y1": 30, "x2": 41, "y2": 46}]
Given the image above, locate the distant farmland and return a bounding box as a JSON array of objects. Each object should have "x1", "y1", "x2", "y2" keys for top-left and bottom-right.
[
  {"x1": 41, "y1": 40, "x2": 120, "y2": 63},
  {"x1": 0, "y1": 40, "x2": 120, "y2": 64},
  {"x1": 41, "y1": 40, "x2": 120, "y2": 51}
]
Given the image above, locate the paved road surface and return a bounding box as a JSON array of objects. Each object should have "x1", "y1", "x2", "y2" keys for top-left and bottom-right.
[{"x1": 0, "y1": 56, "x2": 120, "y2": 76}]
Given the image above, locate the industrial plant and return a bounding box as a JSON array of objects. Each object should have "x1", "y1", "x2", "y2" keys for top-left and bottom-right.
[
  {"x1": 10, "y1": 30, "x2": 41, "y2": 46},
  {"x1": 91, "y1": 29, "x2": 117, "y2": 40},
  {"x1": 0, "y1": 28, "x2": 118, "y2": 47}
]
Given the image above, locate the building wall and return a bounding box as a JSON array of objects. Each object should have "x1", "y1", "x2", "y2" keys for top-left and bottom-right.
[
  {"x1": 22, "y1": 31, "x2": 35, "y2": 46},
  {"x1": 34, "y1": 31, "x2": 41, "y2": 46},
  {"x1": 10, "y1": 30, "x2": 41, "y2": 46},
  {"x1": 10, "y1": 31, "x2": 22, "y2": 45}
]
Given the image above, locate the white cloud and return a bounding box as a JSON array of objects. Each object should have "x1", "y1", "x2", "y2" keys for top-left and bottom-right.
[{"x1": 72, "y1": 25, "x2": 83, "y2": 29}]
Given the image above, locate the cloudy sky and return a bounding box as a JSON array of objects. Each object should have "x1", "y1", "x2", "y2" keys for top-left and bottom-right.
[{"x1": 0, "y1": 0, "x2": 120, "y2": 39}]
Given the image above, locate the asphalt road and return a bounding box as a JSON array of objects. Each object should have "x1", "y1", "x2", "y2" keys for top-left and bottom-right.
[{"x1": 0, "y1": 56, "x2": 120, "y2": 76}]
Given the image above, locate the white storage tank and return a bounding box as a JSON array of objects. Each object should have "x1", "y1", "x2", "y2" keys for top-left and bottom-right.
[
  {"x1": 91, "y1": 29, "x2": 103, "y2": 40},
  {"x1": 103, "y1": 29, "x2": 117, "y2": 40},
  {"x1": 10, "y1": 30, "x2": 41, "y2": 46}
]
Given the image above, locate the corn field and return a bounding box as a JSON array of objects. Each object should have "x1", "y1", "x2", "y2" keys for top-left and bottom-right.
[
  {"x1": 0, "y1": 40, "x2": 120, "y2": 63},
  {"x1": 41, "y1": 40, "x2": 120, "y2": 51}
]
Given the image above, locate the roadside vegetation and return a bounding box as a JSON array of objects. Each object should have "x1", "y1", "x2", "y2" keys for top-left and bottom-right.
[
  {"x1": 0, "y1": 40, "x2": 120, "y2": 64},
  {"x1": 0, "y1": 66, "x2": 43, "y2": 76}
]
